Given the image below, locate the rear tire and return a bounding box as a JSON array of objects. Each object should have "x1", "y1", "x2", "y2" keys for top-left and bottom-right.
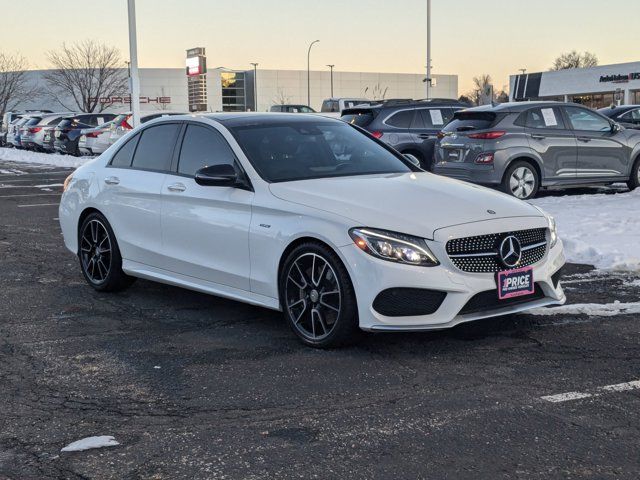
[
  {"x1": 279, "y1": 242, "x2": 361, "y2": 348},
  {"x1": 502, "y1": 160, "x2": 539, "y2": 200},
  {"x1": 78, "y1": 212, "x2": 136, "y2": 292},
  {"x1": 627, "y1": 157, "x2": 640, "y2": 191}
]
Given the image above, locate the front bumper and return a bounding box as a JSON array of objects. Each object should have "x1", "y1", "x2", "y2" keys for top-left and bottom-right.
[{"x1": 339, "y1": 222, "x2": 565, "y2": 332}]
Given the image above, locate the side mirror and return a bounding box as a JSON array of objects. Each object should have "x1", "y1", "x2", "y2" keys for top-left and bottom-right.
[
  {"x1": 195, "y1": 164, "x2": 238, "y2": 187},
  {"x1": 611, "y1": 123, "x2": 622, "y2": 134},
  {"x1": 403, "y1": 154, "x2": 422, "y2": 168}
]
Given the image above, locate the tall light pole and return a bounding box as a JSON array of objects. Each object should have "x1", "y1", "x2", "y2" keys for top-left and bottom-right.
[
  {"x1": 426, "y1": 0, "x2": 432, "y2": 100},
  {"x1": 250, "y1": 62, "x2": 259, "y2": 111},
  {"x1": 327, "y1": 64, "x2": 335, "y2": 98},
  {"x1": 127, "y1": 0, "x2": 141, "y2": 127},
  {"x1": 307, "y1": 40, "x2": 320, "y2": 108}
]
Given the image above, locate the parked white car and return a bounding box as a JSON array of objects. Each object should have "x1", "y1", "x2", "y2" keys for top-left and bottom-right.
[
  {"x1": 59, "y1": 114, "x2": 566, "y2": 347},
  {"x1": 319, "y1": 98, "x2": 369, "y2": 117}
]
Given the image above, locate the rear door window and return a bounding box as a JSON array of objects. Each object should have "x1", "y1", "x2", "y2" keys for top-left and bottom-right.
[
  {"x1": 385, "y1": 110, "x2": 415, "y2": 129},
  {"x1": 177, "y1": 124, "x2": 236, "y2": 176},
  {"x1": 110, "y1": 134, "x2": 140, "y2": 168},
  {"x1": 523, "y1": 107, "x2": 565, "y2": 130},
  {"x1": 131, "y1": 123, "x2": 181, "y2": 171},
  {"x1": 417, "y1": 108, "x2": 454, "y2": 129}
]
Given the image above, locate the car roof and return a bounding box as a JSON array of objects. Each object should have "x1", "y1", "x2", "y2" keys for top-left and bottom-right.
[
  {"x1": 462, "y1": 101, "x2": 592, "y2": 113},
  {"x1": 199, "y1": 112, "x2": 341, "y2": 127}
]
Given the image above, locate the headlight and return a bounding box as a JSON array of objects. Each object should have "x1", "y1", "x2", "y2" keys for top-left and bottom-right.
[
  {"x1": 547, "y1": 215, "x2": 558, "y2": 248},
  {"x1": 63, "y1": 173, "x2": 74, "y2": 192},
  {"x1": 349, "y1": 228, "x2": 439, "y2": 267}
]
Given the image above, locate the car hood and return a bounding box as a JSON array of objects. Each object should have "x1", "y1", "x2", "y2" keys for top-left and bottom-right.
[{"x1": 269, "y1": 172, "x2": 543, "y2": 239}]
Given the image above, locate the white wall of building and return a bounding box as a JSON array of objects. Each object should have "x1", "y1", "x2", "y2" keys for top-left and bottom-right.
[
  {"x1": 12, "y1": 68, "x2": 457, "y2": 114},
  {"x1": 509, "y1": 61, "x2": 640, "y2": 104},
  {"x1": 250, "y1": 69, "x2": 457, "y2": 112}
]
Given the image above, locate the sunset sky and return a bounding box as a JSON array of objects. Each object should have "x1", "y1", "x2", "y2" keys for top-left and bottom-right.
[{"x1": 4, "y1": 0, "x2": 639, "y2": 95}]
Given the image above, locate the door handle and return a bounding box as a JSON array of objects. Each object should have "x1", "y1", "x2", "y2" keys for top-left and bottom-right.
[
  {"x1": 104, "y1": 176, "x2": 120, "y2": 185},
  {"x1": 167, "y1": 183, "x2": 186, "y2": 192},
  {"x1": 418, "y1": 134, "x2": 434, "y2": 139},
  {"x1": 530, "y1": 134, "x2": 546, "y2": 140},
  {"x1": 577, "y1": 136, "x2": 592, "y2": 142}
]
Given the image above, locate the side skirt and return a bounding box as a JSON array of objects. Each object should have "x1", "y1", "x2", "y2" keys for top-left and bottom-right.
[{"x1": 122, "y1": 259, "x2": 281, "y2": 311}]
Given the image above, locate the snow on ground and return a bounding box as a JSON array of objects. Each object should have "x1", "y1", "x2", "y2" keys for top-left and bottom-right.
[
  {"x1": 61, "y1": 435, "x2": 120, "y2": 452},
  {"x1": 0, "y1": 147, "x2": 91, "y2": 169},
  {"x1": 531, "y1": 189, "x2": 640, "y2": 271},
  {"x1": 528, "y1": 301, "x2": 640, "y2": 317}
]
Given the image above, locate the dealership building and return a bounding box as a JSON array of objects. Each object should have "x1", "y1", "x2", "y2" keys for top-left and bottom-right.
[
  {"x1": 15, "y1": 67, "x2": 458, "y2": 114},
  {"x1": 510, "y1": 61, "x2": 640, "y2": 109}
]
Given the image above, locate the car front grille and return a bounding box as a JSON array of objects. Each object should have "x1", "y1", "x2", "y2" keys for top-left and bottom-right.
[{"x1": 446, "y1": 228, "x2": 547, "y2": 273}]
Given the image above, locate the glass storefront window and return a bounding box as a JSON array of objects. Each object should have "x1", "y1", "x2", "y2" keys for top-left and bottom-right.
[
  {"x1": 221, "y1": 72, "x2": 247, "y2": 112},
  {"x1": 633, "y1": 91, "x2": 640, "y2": 104},
  {"x1": 569, "y1": 92, "x2": 615, "y2": 109}
]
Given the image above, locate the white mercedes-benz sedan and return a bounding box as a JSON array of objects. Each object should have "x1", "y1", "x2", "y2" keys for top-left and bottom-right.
[{"x1": 59, "y1": 113, "x2": 566, "y2": 348}]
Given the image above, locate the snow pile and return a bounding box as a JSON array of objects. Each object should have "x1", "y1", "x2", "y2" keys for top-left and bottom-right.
[
  {"x1": 61, "y1": 435, "x2": 120, "y2": 452},
  {"x1": 0, "y1": 147, "x2": 91, "y2": 168},
  {"x1": 528, "y1": 301, "x2": 640, "y2": 317},
  {"x1": 531, "y1": 189, "x2": 640, "y2": 271}
]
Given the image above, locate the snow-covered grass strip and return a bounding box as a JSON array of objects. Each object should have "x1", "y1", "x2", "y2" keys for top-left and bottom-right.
[
  {"x1": 0, "y1": 147, "x2": 91, "y2": 169},
  {"x1": 527, "y1": 300, "x2": 640, "y2": 317},
  {"x1": 531, "y1": 189, "x2": 640, "y2": 271},
  {"x1": 61, "y1": 435, "x2": 120, "y2": 452}
]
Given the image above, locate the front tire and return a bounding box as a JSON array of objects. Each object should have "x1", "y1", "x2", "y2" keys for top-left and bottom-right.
[
  {"x1": 280, "y1": 242, "x2": 360, "y2": 348},
  {"x1": 502, "y1": 161, "x2": 539, "y2": 200},
  {"x1": 78, "y1": 212, "x2": 135, "y2": 292},
  {"x1": 627, "y1": 157, "x2": 640, "y2": 191}
]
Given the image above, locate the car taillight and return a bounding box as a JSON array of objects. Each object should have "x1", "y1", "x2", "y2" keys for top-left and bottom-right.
[
  {"x1": 475, "y1": 152, "x2": 495, "y2": 164},
  {"x1": 467, "y1": 131, "x2": 506, "y2": 140},
  {"x1": 371, "y1": 131, "x2": 383, "y2": 139},
  {"x1": 86, "y1": 132, "x2": 100, "y2": 138},
  {"x1": 28, "y1": 127, "x2": 42, "y2": 134},
  {"x1": 120, "y1": 116, "x2": 133, "y2": 129}
]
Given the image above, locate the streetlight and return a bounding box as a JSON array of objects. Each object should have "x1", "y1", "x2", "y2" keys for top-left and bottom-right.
[
  {"x1": 250, "y1": 62, "x2": 259, "y2": 111},
  {"x1": 426, "y1": 0, "x2": 431, "y2": 100},
  {"x1": 327, "y1": 64, "x2": 335, "y2": 98},
  {"x1": 127, "y1": 0, "x2": 141, "y2": 127},
  {"x1": 307, "y1": 40, "x2": 320, "y2": 108}
]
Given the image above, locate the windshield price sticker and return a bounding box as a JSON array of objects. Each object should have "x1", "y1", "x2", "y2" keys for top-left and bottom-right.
[
  {"x1": 430, "y1": 109, "x2": 444, "y2": 126},
  {"x1": 541, "y1": 108, "x2": 558, "y2": 127}
]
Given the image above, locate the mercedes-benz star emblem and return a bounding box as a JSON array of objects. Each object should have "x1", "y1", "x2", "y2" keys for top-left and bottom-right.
[{"x1": 499, "y1": 235, "x2": 522, "y2": 268}]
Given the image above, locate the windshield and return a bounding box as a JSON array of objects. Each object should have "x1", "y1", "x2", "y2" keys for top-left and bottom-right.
[{"x1": 228, "y1": 121, "x2": 412, "y2": 183}]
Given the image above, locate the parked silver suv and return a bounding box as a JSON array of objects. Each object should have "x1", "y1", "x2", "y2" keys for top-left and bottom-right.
[{"x1": 433, "y1": 102, "x2": 640, "y2": 199}]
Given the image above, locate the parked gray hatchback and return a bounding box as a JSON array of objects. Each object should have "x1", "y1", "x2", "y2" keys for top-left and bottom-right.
[{"x1": 433, "y1": 102, "x2": 640, "y2": 199}]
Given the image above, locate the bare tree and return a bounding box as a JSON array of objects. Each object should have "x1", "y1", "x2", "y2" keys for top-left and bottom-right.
[
  {"x1": 273, "y1": 88, "x2": 292, "y2": 105},
  {"x1": 43, "y1": 40, "x2": 127, "y2": 113},
  {"x1": 550, "y1": 50, "x2": 598, "y2": 71},
  {"x1": 0, "y1": 53, "x2": 37, "y2": 118},
  {"x1": 363, "y1": 83, "x2": 389, "y2": 100},
  {"x1": 466, "y1": 74, "x2": 493, "y2": 105}
]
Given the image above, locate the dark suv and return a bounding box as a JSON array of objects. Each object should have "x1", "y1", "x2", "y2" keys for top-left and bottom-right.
[
  {"x1": 341, "y1": 99, "x2": 466, "y2": 170},
  {"x1": 433, "y1": 102, "x2": 640, "y2": 199},
  {"x1": 53, "y1": 113, "x2": 116, "y2": 156}
]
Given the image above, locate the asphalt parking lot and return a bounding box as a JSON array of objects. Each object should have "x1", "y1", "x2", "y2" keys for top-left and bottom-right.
[{"x1": 1, "y1": 160, "x2": 640, "y2": 479}]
